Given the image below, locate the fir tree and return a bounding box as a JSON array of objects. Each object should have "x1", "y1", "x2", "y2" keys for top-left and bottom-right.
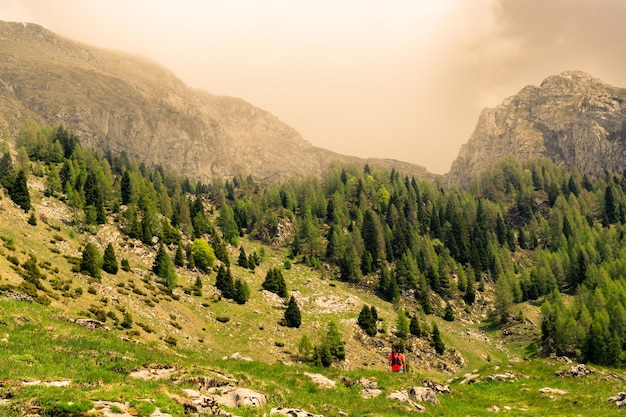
[
  {"x1": 9, "y1": 169, "x2": 31, "y2": 212},
  {"x1": 325, "y1": 320, "x2": 345, "y2": 360},
  {"x1": 174, "y1": 243, "x2": 185, "y2": 267},
  {"x1": 357, "y1": 305, "x2": 377, "y2": 336},
  {"x1": 238, "y1": 246, "x2": 249, "y2": 268},
  {"x1": 80, "y1": 242, "x2": 101, "y2": 279},
  {"x1": 152, "y1": 243, "x2": 176, "y2": 288},
  {"x1": 102, "y1": 243, "x2": 119, "y2": 274},
  {"x1": 443, "y1": 302, "x2": 455, "y2": 321},
  {"x1": 233, "y1": 278, "x2": 250, "y2": 304},
  {"x1": 410, "y1": 315, "x2": 421, "y2": 337},
  {"x1": 431, "y1": 324, "x2": 445, "y2": 355},
  {"x1": 215, "y1": 265, "x2": 235, "y2": 299},
  {"x1": 262, "y1": 267, "x2": 287, "y2": 298},
  {"x1": 284, "y1": 296, "x2": 302, "y2": 328},
  {"x1": 396, "y1": 309, "x2": 410, "y2": 339}
]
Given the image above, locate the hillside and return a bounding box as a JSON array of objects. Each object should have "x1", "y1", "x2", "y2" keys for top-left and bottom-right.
[
  {"x1": 0, "y1": 20, "x2": 432, "y2": 183},
  {"x1": 447, "y1": 71, "x2": 626, "y2": 187}
]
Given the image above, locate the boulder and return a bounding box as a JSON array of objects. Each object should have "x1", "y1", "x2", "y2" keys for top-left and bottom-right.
[
  {"x1": 387, "y1": 390, "x2": 426, "y2": 412},
  {"x1": 304, "y1": 372, "x2": 336, "y2": 389},
  {"x1": 408, "y1": 387, "x2": 439, "y2": 405},
  {"x1": 360, "y1": 388, "x2": 382, "y2": 399},
  {"x1": 207, "y1": 386, "x2": 267, "y2": 408},
  {"x1": 270, "y1": 407, "x2": 323, "y2": 416}
]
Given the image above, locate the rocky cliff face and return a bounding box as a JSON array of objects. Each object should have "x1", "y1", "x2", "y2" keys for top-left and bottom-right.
[
  {"x1": 0, "y1": 21, "x2": 431, "y2": 183},
  {"x1": 447, "y1": 71, "x2": 626, "y2": 187}
]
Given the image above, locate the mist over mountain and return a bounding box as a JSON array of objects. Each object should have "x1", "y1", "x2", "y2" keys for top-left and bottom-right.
[
  {"x1": 448, "y1": 71, "x2": 626, "y2": 187},
  {"x1": 0, "y1": 21, "x2": 431, "y2": 183}
]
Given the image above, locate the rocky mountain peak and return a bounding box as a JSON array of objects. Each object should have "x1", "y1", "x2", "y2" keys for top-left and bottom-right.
[{"x1": 447, "y1": 70, "x2": 626, "y2": 187}]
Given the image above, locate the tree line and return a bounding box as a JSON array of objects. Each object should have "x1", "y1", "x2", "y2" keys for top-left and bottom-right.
[{"x1": 5, "y1": 122, "x2": 626, "y2": 367}]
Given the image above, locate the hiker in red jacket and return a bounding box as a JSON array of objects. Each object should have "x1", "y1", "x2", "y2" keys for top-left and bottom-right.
[{"x1": 389, "y1": 344, "x2": 406, "y2": 373}]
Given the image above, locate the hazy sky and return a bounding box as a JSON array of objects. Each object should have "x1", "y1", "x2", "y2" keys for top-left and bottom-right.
[{"x1": 2, "y1": 0, "x2": 626, "y2": 174}]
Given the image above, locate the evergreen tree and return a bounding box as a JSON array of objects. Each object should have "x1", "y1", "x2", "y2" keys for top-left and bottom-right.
[
  {"x1": 174, "y1": 243, "x2": 185, "y2": 267},
  {"x1": 431, "y1": 323, "x2": 445, "y2": 354},
  {"x1": 443, "y1": 302, "x2": 455, "y2": 321},
  {"x1": 358, "y1": 305, "x2": 377, "y2": 336},
  {"x1": 152, "y1": 243, "x2": 177, "y2": 288},
  {"x1": 284, "y1": 296, "x2": 302, "y2": 328},
  {"x1": 238, "y1": 246, "x2": 249, "y2": 268},
  {"x1": 215, "y1": 265, "x2": 235, "y2": 299},
  {"x1": 325, "y1": 320, "x2": 345, "y2": 360},
  {"x1": 102, "y1": 243, "x2": 119, "y2": 274},
  {"x1": 27, "y1": 211, "x2": 37, "y2": 226},
  {"x1": 410, "y1": 315, "x2": 421, "y2": 337},
  {"x1": 8, "y1": 169, "x2": 31, "y2": 212},
  {"x1": 396, "y1": 309, "x2": 410, "y2": 339},
  {"x1": 80, "y1": 242, "x2": 101, "y2": 279},
  {"x1": 262, "y1": 267, "x2": 287, "y2": 298},
  {"x1": 233, "y1": 278, "x2": 250, "y2": 304},
  {"x1": 120, "y1": 170, "x2": 133, "y2": 205}
]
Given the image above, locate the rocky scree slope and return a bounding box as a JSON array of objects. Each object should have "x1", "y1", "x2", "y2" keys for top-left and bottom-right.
[
  {"x1": 0, "y1": 21, "x2": 431, "y2": 183},
  {"x1": 447, "y1": 71, "x2": 626, "y2": 187}
]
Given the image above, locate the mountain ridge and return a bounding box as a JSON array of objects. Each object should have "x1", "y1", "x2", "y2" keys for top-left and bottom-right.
[{"x1": 0, "y1": 20, "x2": 433, "y2": 183}]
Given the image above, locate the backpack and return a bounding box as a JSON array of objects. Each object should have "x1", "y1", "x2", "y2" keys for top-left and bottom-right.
[{"x1": 392, "y1": 353, "x2": 403, "y2": 366}]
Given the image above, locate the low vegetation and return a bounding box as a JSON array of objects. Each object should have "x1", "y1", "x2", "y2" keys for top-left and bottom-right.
[{"x1": 1, "y1": 122, "x2": 626, "y2": 415}]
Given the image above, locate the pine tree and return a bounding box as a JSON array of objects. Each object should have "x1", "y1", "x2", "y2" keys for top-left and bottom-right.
[
  {"x1": 284, "y1": 296, "x2": 302, "y2": 328},
  {"x1": 102, "y1": 243, "x2": 119, "y2": 274},
  {"x1": 325, "y1": 320, "x2": 345, "y2": 360},
  {"x1": 9, "y1": 169, "x2": 31, "y2": 212},
  {"x1": 410, "y1": 315, "x2": 421, "y2": 337},
  {"x1": 443, "y1": 302, "x2": 455, "y2": 321},
  {"x1": 357, "y1": 305, "x2": 377, "y2": 336},
  {"x1": 238, "y1": 246, "x2": 249, "y2": 268},
  {"x1": 215, "y1": 265, "x2": 235, "y2": 299},
  {"x1": 233, "y1": 279, "x2": 250, "y2": 304},
  {"x1": 396, "y1": 309, "x2": 410, "y2": 339},
  {"x1": 152, "y1": 243, "x2": 177, "y2": 288},
  {"x1": 262, "y1": 267, "x2": 287, "y2": 298},
  {"x1": 174, "y1": 243, "x2": 185, "y2": 267},
  {"x1": 431, "y1": 324, "x2": 445, "y2": 354},
  {"x1": 80, "y1": 242, "x2": 101, "y2": 279}
]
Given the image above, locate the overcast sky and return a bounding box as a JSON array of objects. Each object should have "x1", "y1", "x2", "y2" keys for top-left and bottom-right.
[{"x1": 2, "y1": 0, "x2": 626, "y2": 174}]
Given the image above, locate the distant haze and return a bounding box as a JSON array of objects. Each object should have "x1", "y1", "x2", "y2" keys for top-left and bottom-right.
[{"x1": 2, "y1": 0, "x2": 626, "y2": 174}]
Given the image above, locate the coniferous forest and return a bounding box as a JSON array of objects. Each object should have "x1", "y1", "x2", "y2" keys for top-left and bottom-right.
[{"x1": 6, "y1": 121, "x2": 626, "y2": 368}]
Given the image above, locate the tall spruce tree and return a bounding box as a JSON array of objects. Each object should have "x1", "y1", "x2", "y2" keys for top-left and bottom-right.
[
  {"x1": 357, "y1": 305, "x2": 377, "y2": 336},
  {"x1": 262, "y1": 267, "x2": 287, "y2": 298},
  {"x1": 80, "y1": 242, "x2": 101, "y2": 279},
  {"x1": 284, "y1": 296, "x2": 302, "y2": 328},
  {"x1": 102, "y1": 243, "x2": 119, "y2": 274}
]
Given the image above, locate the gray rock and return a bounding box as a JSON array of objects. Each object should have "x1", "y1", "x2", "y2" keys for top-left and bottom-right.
[
  {"x1": 448, "y1": 71, "x2": 626, "y2": 187},
  {"x1": 270, "y1": 407, "x2": 323, "y2": 416}
]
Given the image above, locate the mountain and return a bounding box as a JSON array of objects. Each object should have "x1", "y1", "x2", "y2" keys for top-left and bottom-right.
[
  {"x1": 0, "y1": 21, "x2": 432, "y2": 183},
  {"x1": 447, "y1": 71, "x2": 626, "y2": 187}
]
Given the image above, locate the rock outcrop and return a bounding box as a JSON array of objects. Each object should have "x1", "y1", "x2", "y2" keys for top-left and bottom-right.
[
  {"x1": 447, "y1": 71, "x2": 626, "y2": 187},
  {"x1": 0, "y1": 21, "x2": 431, "y2": 183}
]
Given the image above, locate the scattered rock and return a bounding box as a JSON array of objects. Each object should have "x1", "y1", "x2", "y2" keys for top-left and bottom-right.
[
  {"x1": 386, "y1": 390, "x2": 426, "y2": 412},
  {"x1": 2, "y1": 290, "x2": 33, "y2": 302},
  {"x1": 304, "y1": 372, "x2": 336, "y2": 389},
  {"x1": 360, "y1": 388, "x2": 382, "y2": 399},
  {"x1": 180, "y1": 373, "x2": 237, "y2": 390},
  {"x1": 270, "y1": 407, "x2": 323, "y2": 416},
  {"x1": 486, "y1": 372, "x2": 518, "y2": 381},
  {"x1": 408, "y1": 387, "x2": 439, "y2": 405},
  {"x1": 129, "y1": 366, "x2": 178, "y2": 380},
  {"x1": 207, "y1": 386, "x2": 267, "y2": 408},
  {"x1": 556, "y1": 364, "x2": 594, "y2": 378},
  {"x1": 181, "y1": 389, "x2": 236, "y2": 416},
  {"x1": 222, "y1": 352, "x2": 253, "y2": 361},
  {"x1": 460, "y1": 373, "x2": 480, "y2": 384},
  {"x1": 68, "y1": 317, "x2": 110, "y2": 331},
  {"x1": 539, "y1": 387, "x2": 568, "y2": 395},
  {"x1": 357, "y1": 377, "x2": 378, "y2": 390},
  {"x1": 607, "y1": 392, "x2": 626, "y2": 408},
  {"x1": 422, "y1": 379, "x2": 451, "y2": 394}
]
